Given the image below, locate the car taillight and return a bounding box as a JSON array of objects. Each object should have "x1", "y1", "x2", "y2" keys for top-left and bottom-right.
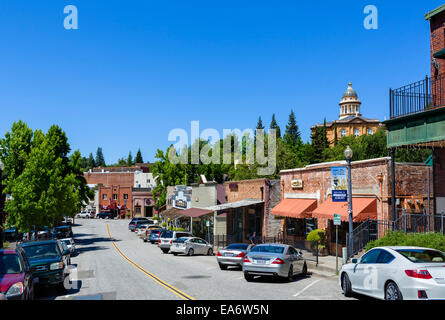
[
  {"x1": 272, "y1": 258, "x2": 285, "y2": 264},
  {"x1": 170, "y1": 240, "x2": 173, "y2": 244},
  {"x1": 236, "y1": 252, "x2": 246, "y2": 258},
  {"x1": 158, "y1": 239, "x2": 161, "y2": 244},
  {"x1": 243, "y1": 256, "x2": 251, "y2": 263},
  {"x1": 405, "y1": 269, "x2": 432, "y2": 279},
  {"x1": 217, "y1": 251, "x2": 222, "y2": 256}
]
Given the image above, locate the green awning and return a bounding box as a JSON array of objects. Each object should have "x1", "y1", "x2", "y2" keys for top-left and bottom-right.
[{"x1": 433, "y1": 49, "x2": 445, "y2": 59}]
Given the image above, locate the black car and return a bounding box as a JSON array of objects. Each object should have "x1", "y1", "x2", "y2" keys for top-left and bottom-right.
[
  {"x1": 97, "y1": 211, "x2": 114, "y2": 219},
  {"x1": 18, "y1": 240, "x2": 71, "y2": 293},
  {"x1": 4, "y1": 228, "x2": 19, "y2": 242},
  {"x1": 128, "y1": 217, "x2": 151, "y2": 231},
  {"x1": 52, "y1": 226, "x2": 73, "y2": 239}
]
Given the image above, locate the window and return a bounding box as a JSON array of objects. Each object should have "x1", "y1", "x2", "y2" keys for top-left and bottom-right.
[
  {"x1": 377, "y1": 250, "x2": 395, "y2": 264},
  {"x1": 341, "y1": 129, "x2": 346, "y2": 137},
  {"x1": 113, "y1": 194, "x2": 118, "y2": 200},
  {"x1": 360, "y1": 249, "x2": 381, "y2": 264},
  {"x1": 368, "y1": 128, "x2": 373, "y2": 135},
  {"x1": 396, "y1": 249, "x2": 445, "y2": 263},
  {"x1": 287, "y1": 247, "x2": 298, "y2": 255},
  {"x1": 354, "y1": 128, "x2": 360, "y2": 137},
  {"x1": 102, "y1": 194, "x2": 107, "y2": 200},
  {"x1": 123, "y1": 194, "x2": 128, "y2": 200}
]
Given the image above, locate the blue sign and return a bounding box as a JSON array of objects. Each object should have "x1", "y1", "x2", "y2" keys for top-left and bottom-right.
[{"x1": 331, "y1": 166, "x2": 348, "y2": 202}]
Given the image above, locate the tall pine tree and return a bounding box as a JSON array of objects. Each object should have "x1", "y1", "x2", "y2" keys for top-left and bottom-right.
[
  {"x1": 270, "y1": 113, "x2": 281, "y2": 138},
  {"x1": 135, "y1": 148, "x2": 143, "y2": 163},
  {"x1": 283, "y1": 109, "x2": 302, "y2": 148},
  {"x1": 95, "y1": 147, "x2": 106, "y2": 167},
  {"x1": 127, "y1": 151, "x2": 133, "y2": 166}
]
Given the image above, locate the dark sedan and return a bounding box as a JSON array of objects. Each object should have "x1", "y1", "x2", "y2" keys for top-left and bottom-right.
[
  {"x1": 0, "y1": 248, "x2": 35, "y2": 300},
  {"x1": 97, "y1": 211, "x2": 114, "y2": 219}
]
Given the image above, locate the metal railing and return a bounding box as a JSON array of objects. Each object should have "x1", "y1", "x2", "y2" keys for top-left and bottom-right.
[{"x1": 389, "y1": 75, "x2": 445, "y2": 119}]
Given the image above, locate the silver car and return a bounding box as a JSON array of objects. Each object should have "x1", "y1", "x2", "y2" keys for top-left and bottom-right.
[
  {"x1": 216, "y1": 243, "x2": 253, "y2": 270},
  {"x1": 170, "y1": 237, "x2": 214, "y2": 256},
  {"x1": 158, "y1": 230, "x2": 193, "y2": 253},
  {"x1": 242, "y1": 244, "x2": 307, "y2": 282}
]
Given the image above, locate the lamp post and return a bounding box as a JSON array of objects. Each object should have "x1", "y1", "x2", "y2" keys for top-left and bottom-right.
[{"x1": 344, "y1": 145, "x2": 354, "y2": 259}]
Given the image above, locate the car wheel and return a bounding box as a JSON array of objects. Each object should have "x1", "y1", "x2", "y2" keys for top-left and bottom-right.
[
  {"x1": 207, "y1": 248, "x2": 213, "y2": 256},
  {"x1": 385, "y1": 281, "x2": 403, "y2": 300},
  {"x1": 188, "y1": 248, "x2": 194, "y2": 256},
  {"x1": 287, "y1": 265, "x2": 294, "y2": 282},
  {"x1": 244, "y1": 272, "x2": 254, "y2": 282},
  {"x1": 219, "y1": 263, "x2": 227, "y2": 270},
  {"x1": 301, "y1": 262, "x2": 307, "y2": 276},
  {"x1": 161, "y1": 249, "x2": 169, "y2": 254},
  {"x1": 57, "y1": 277, "x2": 68, "y2": 295},
  {"x1": 342, "y1": 273, "x2": 353, "y2": 297},
  {"x1": 173, "y1": 253, "x2": 178, "y2": 256},
  {"x1": 143, "y1": 239, "x2": 147, "y2": 242}
]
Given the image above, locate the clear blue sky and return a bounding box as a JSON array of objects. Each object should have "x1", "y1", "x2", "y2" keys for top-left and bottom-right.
[{"x1": 0, "y1": 0, "x2": 443, "y2": 163}]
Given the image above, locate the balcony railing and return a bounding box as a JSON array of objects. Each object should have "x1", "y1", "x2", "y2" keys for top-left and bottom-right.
[{"x1": 389, "y1": 75, "x2": 445, "y2": 119}]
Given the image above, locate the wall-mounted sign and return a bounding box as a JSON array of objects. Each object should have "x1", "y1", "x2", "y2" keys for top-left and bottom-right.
[
  {"x1": 331, "y1": 166, "x2": 348, "y2": 202},
  {"x1": 291, "y1": 179, "x2": 303, "y2": 189},
  {"x1": 170, "y1": 186, "x2": 192, "y2": 209},
  {"x1": 145, "y1": 199, "x2": 152, "y2": 206}
]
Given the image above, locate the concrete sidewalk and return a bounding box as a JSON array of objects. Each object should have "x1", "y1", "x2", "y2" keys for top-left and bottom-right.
[{"x1": 302, "y1": 250, "x2": 344, "y2": 278}]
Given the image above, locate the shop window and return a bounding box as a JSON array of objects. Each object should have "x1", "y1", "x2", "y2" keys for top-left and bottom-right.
[
  {"x1": 286, "y1": 218, "x2": 317, "y2": 237},
  {"x1": 135, "y1": 206, "x2": 141, "y2": 214},
  {"x1": 368, "y1": 128, "x2": 373, "y2": 135},
  {"x1": 354, "y1": 128, "x2": 360, "y2": 137},
  {"x1": 341, "y1": 129, "x2": 346, "y2": 137}
]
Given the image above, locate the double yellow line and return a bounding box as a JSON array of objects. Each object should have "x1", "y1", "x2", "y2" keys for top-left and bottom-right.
[{"x1": 106, "y1": 224, "x2": 195, "y2": 300}]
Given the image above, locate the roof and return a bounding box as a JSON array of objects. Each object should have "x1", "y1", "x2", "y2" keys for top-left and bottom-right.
[
  {"x1": 179, "y1": 208, "x2": 214, "y2": 218},
  {"x1": 271, "y1": 199, "x2": 317, "y2": 219},
  {"x1": 425, "y1": 4, "x2": 445, "y2": 20},
  {"x1": 311, "y1": 197, "x2": 377, "y2": 222},
  {"x1": 342, "y1": 82, "x2": 358, "y2": 99},
  {"x1": 206, "y1": 199, "x2": 264, "y2": 211},
  {"x1": 312, "y1": 116, "x2": 381, "y2": 128},
  {"x1": 161, "y1": 207, "x2": 183, "y2": 220}
]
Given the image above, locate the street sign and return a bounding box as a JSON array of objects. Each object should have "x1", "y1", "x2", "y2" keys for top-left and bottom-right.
[
  {"x1": 331, "y1": 166, "x2": 348, "y2": 202},
  {"x1": 333, "y1": 214, "x2": 341, "y2": 226},
  {"x1": 206, "y1": 220, "x2": 210, "y2": 227}
]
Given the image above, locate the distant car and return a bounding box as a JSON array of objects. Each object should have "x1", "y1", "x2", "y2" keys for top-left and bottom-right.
[
  {"x1": 18, "y1": 240, "x2": 71, "y2": 293},
  {"x1": 242, "y1": 244, "x2": 307, "y2": 282},
  {"x1": 60, "y1": 238, "x2": 76, "y2": 256},
  {"x1": 216, "y1": 243, "x2": 254, "y2": 270},
  {"x1": 340, "y1": 246, "x2": 445, "y2": 300},
  {"x1": 170, "y1": 237, "x2": 214, "y2": 256},
  {"x1": 147, "y1": 229, "x2": 164, "y2": 244},
  {"x1": 142, "y1": 225, "x2": 164, "y2": 242},
  {"x1": 135, "y1": 224, "x2": 150, "y2": 237},
  {"x1": 97, "y1": 212, "x2": 114, "y2": 219},
  {"x1": 0, "y1": 248, "x2": 35, "y2": 300},
  {"x1": 158, "y1": 230, "x2": 193, "y2": 254},
  {"x1": 76, "y1": 212, "x2": 90, "y2": 219},
  {"x1": 128, "y1": 218, "x2": 152, "y2": 231},
  {"x1": 4, "y1": 228, "x2": 19, "y2": 242},
  {"x1": 53, "y1": 225, "x2": 73, "y2": 239}
]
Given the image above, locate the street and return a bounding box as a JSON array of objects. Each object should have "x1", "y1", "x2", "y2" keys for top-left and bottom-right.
[{"x1": 36, "y1": 219, "x2": 355, "y2": 300}]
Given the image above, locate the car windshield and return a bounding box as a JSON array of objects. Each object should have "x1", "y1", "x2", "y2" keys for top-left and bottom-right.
[
  {"x1": 250, "y1": 245, "x2": 285, "y2": 254},
  {"x1": 396, "y1": 249, "x2": 445, "y2": 263},
  {"x1": 22, "y1": 243, "x2": 61, "y2": 259},
  {"x1": 0, "y1": 253, "x2": 23, "y2": 274},
  {"x1": 226, "y1": 244, "x2": 249, "y2": 250},
  {"x1": 161, "y1": 230, "x2": 173, "y2": 238},
  {"x1": 62, "y1": 240, "x2": 70, "y2": 245}
]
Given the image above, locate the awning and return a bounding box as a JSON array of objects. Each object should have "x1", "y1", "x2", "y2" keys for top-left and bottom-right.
[
  {"x1": 206, "y1": 199, "x2": 264, "y2": 211},
  {"x1": 434, "y1": 48, "x2": 445, "y2": 59},
  {"x1": 161, "y1": 207, "x2": 183, "y2": 220},
  {"x1": 311, "y1": 198, "x2": 377, "y2": 222},
  {"x1": 180, "y1": 208, "x2": 214, "y2": 218},
  {"x1": 271, "y1": 199, "x2": 317, "y2": 219}
]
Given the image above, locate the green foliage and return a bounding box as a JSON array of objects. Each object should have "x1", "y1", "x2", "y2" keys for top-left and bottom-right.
[
  {"x1": 95, "y1": 147, "x2": 105, "y2": 167},
  {"x1": 270, "y1": 113, "x2": 281, "y2": 138},
  {"x1": 307, "y1": 229, "x2": 325, "y2": 243},
  {"x1": 161, "y1": 222, "x2": 167, "y2": 227},
  {"x1": 127, "y1": 151, "x2": 133, "y2": 166},
  {"x1": 366, "y1": 232, "x2": 445, "y2": 252},
  {"x1": 283, "y1": 109, "x2": 302, "y2": 150},
  {"x1": 173, "y1": 227, "x2": 185, "y2": 231},
  {"x1": 3, "y1": 241, "x2": 10, "y2": 249},
  {"x1": 135, "y1": 148, "x2": 143, "y2": 164}
]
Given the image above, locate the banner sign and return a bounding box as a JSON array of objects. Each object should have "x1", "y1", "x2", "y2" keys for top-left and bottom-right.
[{"x1": 331, "y1": 166, "x2": 348, "y2": 202}]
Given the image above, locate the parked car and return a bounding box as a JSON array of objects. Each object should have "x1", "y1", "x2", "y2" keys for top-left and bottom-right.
[
  {"x1": 76, "y1": 212, "x2": 90, "y2": 219},
  {"x1": 0, "y1": 248, "x2": 35, "y2": 300},
  {"x1": 60, "y1": 238, "x2": 76, "y2": 256},
  {"x1": 128, "y1": 217, "x2": 152, "y2": 231},
  {"x1": 158, "y1": 230, "x2": 193, "y2": 253},
  {"x1": 4, "y1": 228, "x2": 19, "y2": 242},
  {"x1": 216, "y1": 243, "x2": 254, "y2": 270},
  {"x1": 340, "y1": 246, "x2": 445, "y2": 300},
  {"x1": 142, "y1": 226, "x2": 164, "y2": 242},
  {"x1": 170, "y1": 237, "x2": 213, "y2": 256},
  {"x1": 147, "y1": 229, "x2": 164, "y2": 244},
  {"x1": 53, "y1": 225, "x2": 73, "y2": 239},
  {"x1": 135, "y1": 224, "x2": 150, "y2": 237},
  {"x1": 18, "y1": 240, "x2": 71, "y2": 293},
  {"x1": 97, "y1": 211, "x2": 114, "y2": 219},
  {"x1": 242, "y1": 244, "x2": 307, "y2": 282}
]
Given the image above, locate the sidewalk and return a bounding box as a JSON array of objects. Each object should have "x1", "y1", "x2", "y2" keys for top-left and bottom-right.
[{"x1": 301, "y1": 249, "x2": 344, "y2": 278}]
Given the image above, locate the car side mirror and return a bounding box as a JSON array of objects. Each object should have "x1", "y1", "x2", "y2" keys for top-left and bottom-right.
[
  {"x1": 351, "y1": 258, "x2": 358, "y2": 264},
  {"x1": 63, "y1": 249, "x2": 70, "y2": 256}
]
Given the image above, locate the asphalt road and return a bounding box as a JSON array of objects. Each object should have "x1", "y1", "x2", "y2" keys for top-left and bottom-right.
[{"x1": 37, "y1": 219, "x2": 355, "y2": 300}]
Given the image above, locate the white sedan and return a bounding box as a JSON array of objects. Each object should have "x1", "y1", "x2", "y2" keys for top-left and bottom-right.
[
  {"x1": 76, "y1": 212, "x2": 90, "y2": 219},
  {"x1": 340, "y1": 246, "x2": 445, "y2": 300},
  {"x1": 170, "y1": 237, "x2": 214, "y2": 256}
]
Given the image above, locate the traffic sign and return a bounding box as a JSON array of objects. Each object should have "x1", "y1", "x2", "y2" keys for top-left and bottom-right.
[{"x1": 333, "y1": 214, "x2": 341, "y2": 226}]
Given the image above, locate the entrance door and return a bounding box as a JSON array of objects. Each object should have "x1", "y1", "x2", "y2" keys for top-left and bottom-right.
[
  {"x1": 145, "y1": 206, "x2": 153, "y2": 218},
  {"x1": 232, "y1": 208, "x2": 243, "y2": 243}
]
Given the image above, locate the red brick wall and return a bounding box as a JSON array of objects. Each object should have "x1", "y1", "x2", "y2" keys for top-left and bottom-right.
[
  {"x1": 84, "y1": 172, "x2": 134, "y2": 187},
  {"x1": 434, "y1": 149, "x2": 445, "y2": 197},
  {"x1": 99, "y1": 185, "x2": 132, "y2": 211},
  {"x1": 430, "y1": 11, "x2": 445, "y2": 78}
]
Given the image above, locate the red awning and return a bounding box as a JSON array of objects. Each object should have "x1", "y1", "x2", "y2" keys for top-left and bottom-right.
[
  {"x1": 180, "y1": 208, "x2": 214, "y2": 218},
  {"x1": 271, "y1": 199, "x2": 317, "y2": 219},
  {"x1": 311, "y1": 198, "x2": 377, "y2": 222}
]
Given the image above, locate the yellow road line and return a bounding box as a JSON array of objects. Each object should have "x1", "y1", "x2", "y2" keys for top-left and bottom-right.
[{"x1": 106, "y1": 224, "x2": 195, "y2": 300}]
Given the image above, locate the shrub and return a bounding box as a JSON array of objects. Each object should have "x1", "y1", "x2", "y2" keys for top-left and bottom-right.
[
  {"x1": 306, "y1": 229, "x2": 325, "y2": 243},
  {"x1": 161, "y1": 222, "x2": 167, "y2": 227},
  {"x1": 152, "y1": 216, "x2": 159, "y2": 221},
  {"x1": 173, "y1": 227, "x2": 184, "y2": 232},
  {"x1": 365, "y1": 232, "x2": 445, "y2": 252}
]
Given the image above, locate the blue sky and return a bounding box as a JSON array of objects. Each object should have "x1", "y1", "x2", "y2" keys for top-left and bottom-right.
[{"x1": 0, "y1": 0, "x2": 443, "y2": 163}]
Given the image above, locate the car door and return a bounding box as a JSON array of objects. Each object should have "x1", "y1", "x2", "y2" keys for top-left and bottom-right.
[
  {"x1": 289, "y1": 247, "x2": 304, "y2": 272},
  {"x1": 351, "y1": 249, "x2": 382, "y2": 294},
  {"x1": 196, "y1": 239, "x2": 208, "y2": 254}
]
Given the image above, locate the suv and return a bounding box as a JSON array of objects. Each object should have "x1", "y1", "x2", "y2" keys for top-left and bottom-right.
[
  {"x1": 18, "y1": 240, "x2": 71, "y2": 293},
  {"x1": 158, "y1": 230, "x2": 193, "y2": 254},
  {"x1": 0, "y1": 248, "x2": 35, "y2": 300},
  {"x1": 128, "y1": 218, "x2": 152, "y2": 231}
]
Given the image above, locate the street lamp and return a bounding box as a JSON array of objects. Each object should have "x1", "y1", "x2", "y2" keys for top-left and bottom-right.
[{"x1": 344, "y1": 146, "x2": 354, "y2": 259}]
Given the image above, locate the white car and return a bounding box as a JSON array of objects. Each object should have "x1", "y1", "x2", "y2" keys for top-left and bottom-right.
[
  {"x1": 76, "y1": 212, "x2": 90, "y2": 219},
  {"x1": 340, "y1": 246, "x2": 445, "y2": 300},
  {"x1": 61, "y1": 238, "x2": 76, "y2": 255},
  {"x1": 170, "y1": 237, "x2": 213, "y2": 256}
]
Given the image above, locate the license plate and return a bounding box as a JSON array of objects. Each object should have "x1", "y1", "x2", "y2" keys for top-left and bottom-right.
[
  {"x1": 33, "y1": 277, "x2": 39, "y2": 284},
  {"x1": 225, "y1": 253, "x2": 235, "y2": 257},
  {"x1": 254, "y1": 259, "x2": 266, "y2": 264}
]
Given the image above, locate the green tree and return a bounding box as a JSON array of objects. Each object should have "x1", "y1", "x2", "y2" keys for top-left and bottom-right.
[
  {"x1": 270, "y1": 113, "x2": 281, "y2": 139},
  {"x1": 283, "y1": 109, "x2": 302, "y2": 149},
  {"x1": 95, "y1": 147, "x2": 106, "y2": 167},
  {"x1": 127, "y1": 151, "x2": 133, "y2": 166},
  {"x1": 135, "y1": 148, "x2": 143, "y2": 164},
  {"x1": 310, "y1": 119, "x2": 329, "y2": 164},
  {"x1": 87, "y1": 152, "x2": 96, "y2": 169}
]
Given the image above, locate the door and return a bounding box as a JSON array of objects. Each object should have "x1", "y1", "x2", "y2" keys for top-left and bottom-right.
[
  {"x1": 195, "y1": 239, "x2": 207, "y2": 254},
  {"x1": 288, "y1": 247, "x2": 303, "y2": 272},
  {"x1": 351, "y1": 249, "x2": 382, "y2": 294}
]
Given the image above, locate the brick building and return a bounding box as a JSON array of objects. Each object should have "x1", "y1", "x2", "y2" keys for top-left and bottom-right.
[{"x1": 273, "y1": 158, "x2": 431, "y2": 254}]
